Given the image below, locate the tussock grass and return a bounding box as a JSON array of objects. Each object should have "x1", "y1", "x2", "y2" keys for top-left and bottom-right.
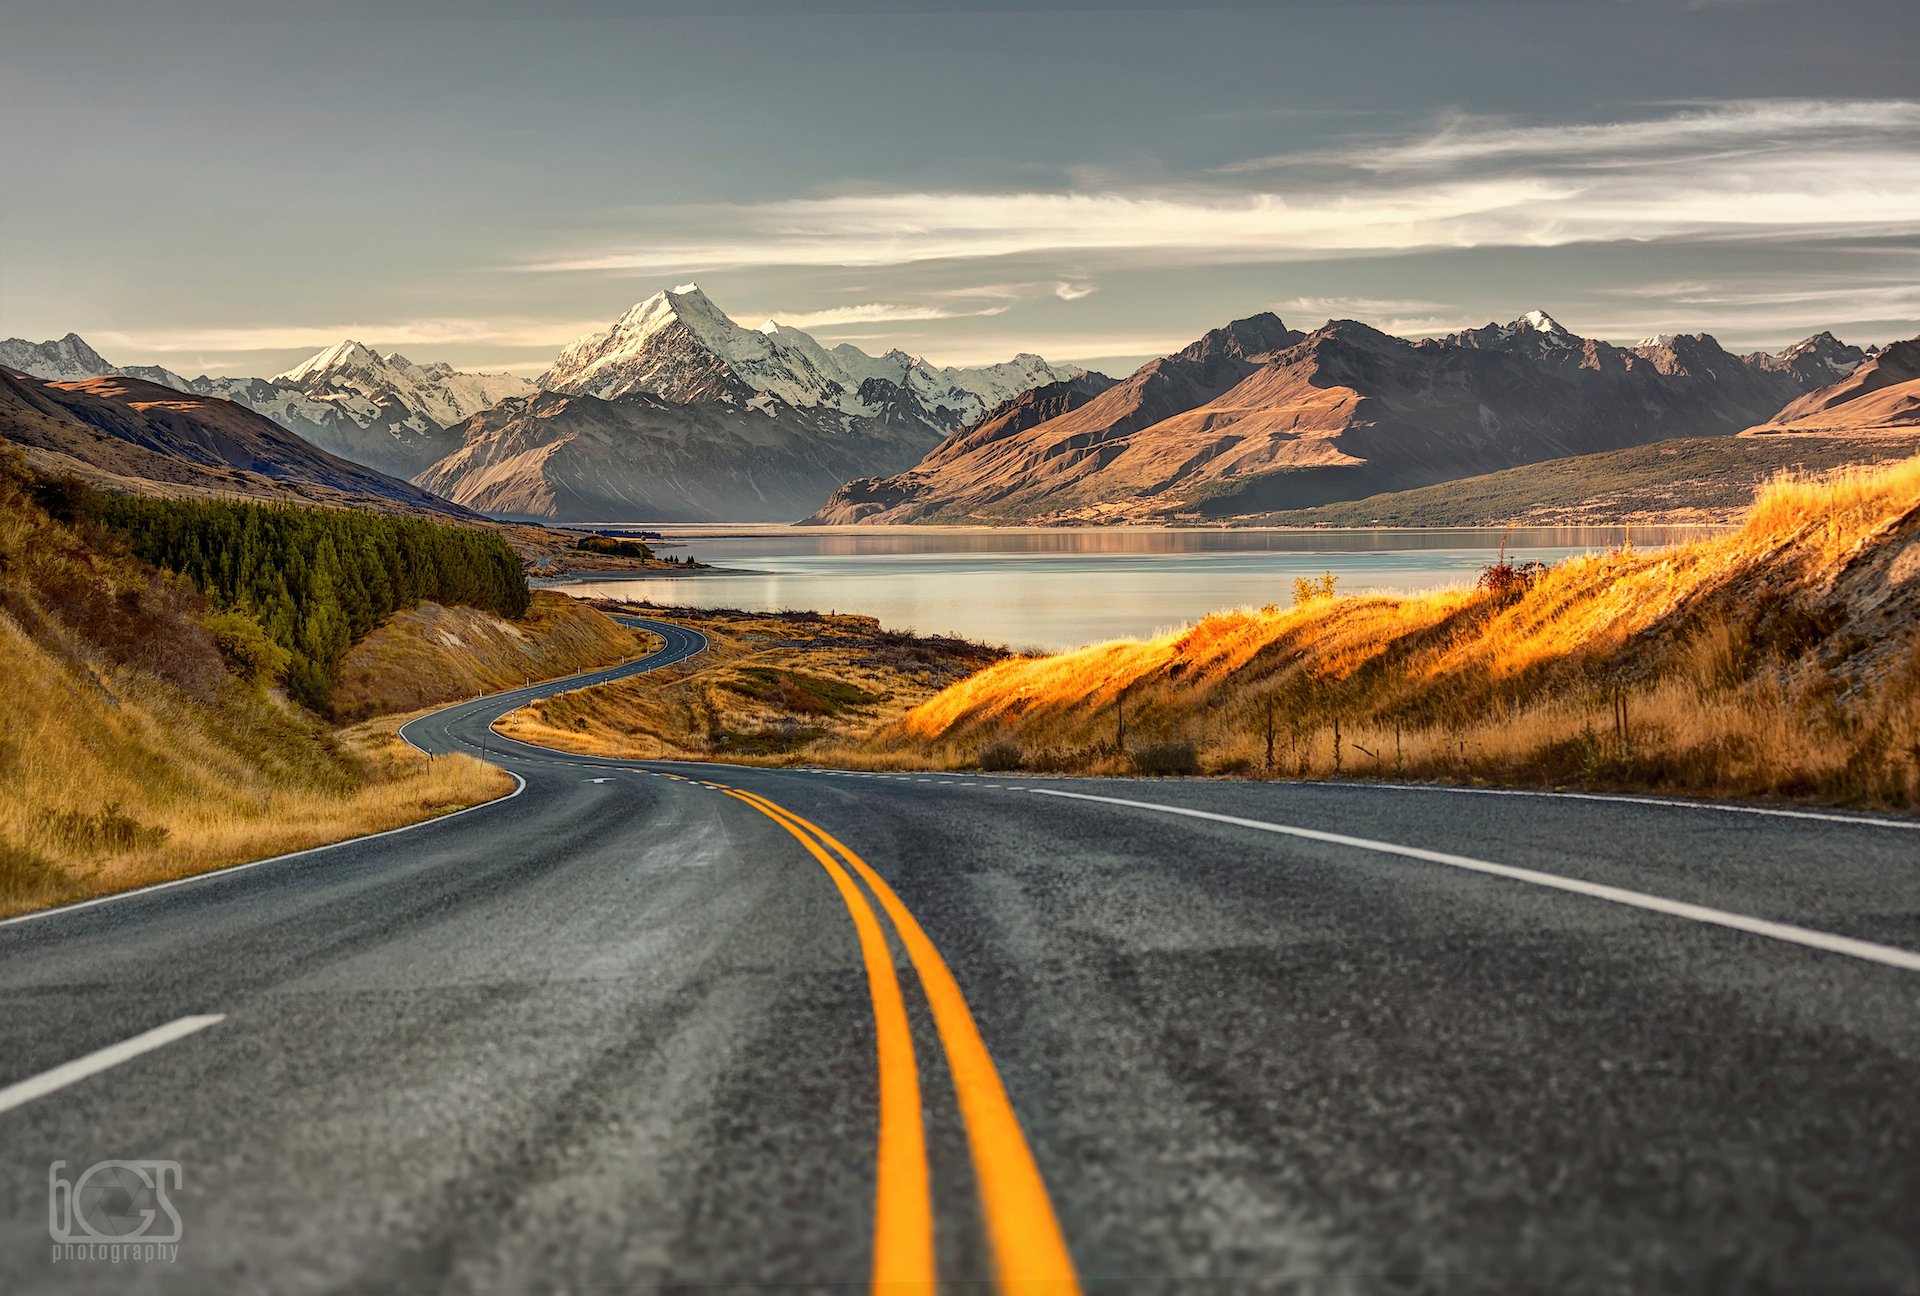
[
  {"x1": 827, "y1": 456, "x2": 1920, "y2": 809},
  {"x1": 0, "y1": 451, "x2": 511, "y2": 916}
]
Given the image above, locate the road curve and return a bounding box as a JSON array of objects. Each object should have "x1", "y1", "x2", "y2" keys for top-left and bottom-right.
[{"x1": 4, "y1": 614, "x2": 1919, "y2": 1293}]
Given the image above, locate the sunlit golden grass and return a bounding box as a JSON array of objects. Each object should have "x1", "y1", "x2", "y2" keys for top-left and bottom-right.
[
  {"x1": 496, "y1": 603, "x2": 1003, "y2": 763},
  {"x1": 824, "y1": 455, "x2": 1920, "y2": 809}
]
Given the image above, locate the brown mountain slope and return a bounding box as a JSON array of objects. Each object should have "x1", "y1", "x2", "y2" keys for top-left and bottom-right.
[
  {"x1": 808, "y1": 312, "x2": 1829, "y2": 526},
  {"x1": 1744, "y1": 338, "x2": 1920, "y2": 436},
  {"x1": 805, "y1": 314, "x2": 1301, "y2": 523},
  {"x1": 0, "y1": 368, "x2": 467, "y2": 515}
]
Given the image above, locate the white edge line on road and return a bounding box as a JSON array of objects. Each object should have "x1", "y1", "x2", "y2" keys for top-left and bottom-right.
[
  {"x1": 1340, "y1": 781, "x2": 1920, "y2": 831},
  {"x1": 1028, "y1": 787, "x2": 1920, "y2": 975},
  {"x1": 785, "y1": 765, "x2": 1916, "y2": 831},
  {"x1": 0, "y1": 774, "x2": 528, "y2": 932},
  {"x1": 0, "y1": 1016, "x2": 226, "y2": 1116}
]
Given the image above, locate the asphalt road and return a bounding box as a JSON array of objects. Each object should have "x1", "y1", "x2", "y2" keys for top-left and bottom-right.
[{"x1": 3, "y1": 615, "x2": 1919, "y2": 1293}]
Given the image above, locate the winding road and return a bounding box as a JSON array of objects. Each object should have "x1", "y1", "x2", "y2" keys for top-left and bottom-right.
[{"x1": 3, "y1": 615, "x2": 1919, "y2": 1292}]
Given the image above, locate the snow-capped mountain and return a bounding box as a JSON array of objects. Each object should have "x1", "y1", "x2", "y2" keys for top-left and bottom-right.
[
  {"x1": 0, "y1": 332, "x2": 532, "y2": 477},
  {"x1": 808, "y1": 309, "x2": 1866, "y2": 526},
  {"x1": 270, "y1": 341, "x2": 533, "y2": 433},
  {"x1": 1448, "y1": 308, "x2": 1581, "y2": 355},
  {"x1": 0, "y1": 333, "x2": 157, "y2": 384},
  {"x1": 540, "y1": 284, "x2": 1087, "y2": 435},
  {"x1": 1743, "y1": 330, "x2": 1872, "y2": 387}
]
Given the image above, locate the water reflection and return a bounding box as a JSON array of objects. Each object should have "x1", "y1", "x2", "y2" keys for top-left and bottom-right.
[{"x1": 557, "y1": 524, "x2": 1720, "y2": 653}]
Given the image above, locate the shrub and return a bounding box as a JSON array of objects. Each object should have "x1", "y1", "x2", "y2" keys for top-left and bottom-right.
[
  {"x1": 34, "y1": 803, "x2": 168, "y2": 854},
  {"x1": 201, "y1": 608, "x2": 292, "y2": 689},
  {"x1": 1476, "y1": 539, "x2": 1547, "y2": 603},
  {"x1": 1293, "y1": 571, "x2": 1338, "y2": 606},
  {"x1": 977, "y1": 737, "x2": 1024, "y2": 771},
  {"x1": 576, "y1": 535, "x2": 654, "y2": 560},
  {"x1": 1131, "y1": 741, "x2": 1200, "y2": 776}
]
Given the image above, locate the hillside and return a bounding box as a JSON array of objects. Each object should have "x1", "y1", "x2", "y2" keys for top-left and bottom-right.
[
  {"x1": 1743, "y1": 338, "x2": 1920, "y2": 437},
  {"x1": 1, "y1": 333, "x2": 532, "y2": 478},
  {"x1": 829, "y1": 455, "x2": 1920, "y2": 809},
  {"x1": 332, "y1": 591, "x2": 651, "y2": 722},
  {"x1": 1243, "y1": 433, "x2": 1920, "y2": 528},
  {"x1": 807, "y1": 311, "x2": 1849, "y2": 526},
  {"x1": 0, "y1": 449, "x2": 510, "y2": 917},
  {"x1": 0, "y1": 367, "x2": 467, "y2": 515}
]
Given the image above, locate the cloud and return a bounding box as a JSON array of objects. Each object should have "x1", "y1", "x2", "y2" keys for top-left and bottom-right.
[
  {"x1": 1278, "y1": 295, "x2": 1452, "y2": 318},
  {"x1": 1577, "y1": 277, "x2": 1920, "y2": 345},
  {"x1": 1224, "y1": 98, "x2": 1920, "y2": 174},
  {"x1": 758, "y1": 301, "x2": 1012, "y2": 329},
  {"x1": 1053, "y1": 281, "x2": 1097, "y2": 300},
  {"x1": 519, "y1": 99, "x2": 1920, "y2": 276},
  {"x1": 95, "y1": 316, "x2": 609, "y2": 354}
]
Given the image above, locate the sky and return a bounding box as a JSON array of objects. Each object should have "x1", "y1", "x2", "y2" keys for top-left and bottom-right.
[{"x1": 3, "y1": 0, "x2": 1917, "y2": 381}]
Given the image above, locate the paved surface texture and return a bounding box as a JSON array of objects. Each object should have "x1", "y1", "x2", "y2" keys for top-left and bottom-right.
[{"x1": 3, "y1": 616, "x2": 1918, "y2": 1293}]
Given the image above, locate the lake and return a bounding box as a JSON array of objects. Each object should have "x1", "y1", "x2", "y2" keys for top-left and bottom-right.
[{"x1": 551, "y1": 525, "x2": 1712, "y2": 652}]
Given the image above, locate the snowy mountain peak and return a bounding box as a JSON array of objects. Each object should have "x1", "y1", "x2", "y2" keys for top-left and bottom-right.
[
  {"x1": 274, "y1": 339, "x2": 383, "y2": 384},
  {"x1": 0, "y1": 331, "x2": 120, "y2": 381},
  {"x1": 1511, "y1": 310, "x2": 1581, "y2": 348},
  {"x1": 541, "y1": 287, "x2": 1089, "y2": 434},
  {"x1": 265, "y1": 339, "x2": 534, "y2": 440}
]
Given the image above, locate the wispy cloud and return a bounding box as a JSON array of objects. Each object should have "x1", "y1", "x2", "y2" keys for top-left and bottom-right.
[
  {"x1": 1222, "y1": 98, "x2": 1920, "y2": 174},
  {"x1": 519, "y1": 99, "x2": 1920, "y2": 276},
  {"x1": 1278, "y1": 295, "x2": 1452, "y2": 318},
  {"x1": 758, "y1": 301, "x2": 1011, "y2": 329},
  {"x1": 95, "y1": 317, "x2": 608, "y2": 355}
]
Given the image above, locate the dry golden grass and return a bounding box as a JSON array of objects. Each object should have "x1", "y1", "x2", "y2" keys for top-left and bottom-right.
[
  {"x1": 0, "y1": 582, "x2": 512, "y2": 918},
  {"x1": 0, "y1": 451, "x2": 520, "y2": 916},
  {"x1": 332, "y1": 590, "x2": 649, "y2": 721},
  {"x1": 828, "y1": 456, "x2": 1920, "y2": 809},
  {"x1": 496, "y1": 603, "x2": 1003, "y2": 763}
]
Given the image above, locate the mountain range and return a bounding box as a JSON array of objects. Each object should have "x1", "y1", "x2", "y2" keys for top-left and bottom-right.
[
  {"x1": 806, "y1": 311, "x2": 1879, "y2": 525},
  {"x1": 3, "y1": 299, "x2": 1907, "y2": 527},
  {"x1": 3, "y1": 287, "x2": 1086, "y2": 521},
  {"x1": 0, "y1": 367, "x2": 464, "y2": 515},
  {"x1": 0, "y1": 332, "x2": 531, "y2": 478}
]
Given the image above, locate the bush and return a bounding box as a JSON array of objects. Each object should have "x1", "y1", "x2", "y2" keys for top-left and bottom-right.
[
  {"x1": 1476, "y1": 539, "x2": 1548, "y2": 604},
  {"x1": 34, "y1": 804, "x2": 168, "y2": 854},
  {"x1": 977, "y1": 738, "x2": 1024, "y2": 771},
  {"x1": 1130, "y1": 741, "x2": 1200, "y2": 776},
  {"x1": 201, "y1": 608, "x2": 292, "y2": 689},
  {"x1": 1293, "y1": 571, "x2": 1338, "y2": 606},
  {"x1": 576, "y1": 534, "x2": 654, "y2": 560}
]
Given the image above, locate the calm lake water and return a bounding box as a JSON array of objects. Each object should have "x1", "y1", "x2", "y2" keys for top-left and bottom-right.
[{"x1": 552, "y1": 525, "x2": 1712, "y2": 653}]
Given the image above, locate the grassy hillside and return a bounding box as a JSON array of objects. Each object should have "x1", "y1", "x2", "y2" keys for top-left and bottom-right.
[
  {"x1": 496, "y1": 604, "x2": 1004, "y2": 761},
  {"x1": 333, "y1": 591, "x2": 651, "y2": 722},
  {"x1": 1241, "y1": 433, "x2": 1920, "y2": 528},
  {"x1": 831, "y1": 455, "x2": 1920, "y2": 810},
  {"x1": 0, "y1": 450, "x2": 510, "y2": 917}
]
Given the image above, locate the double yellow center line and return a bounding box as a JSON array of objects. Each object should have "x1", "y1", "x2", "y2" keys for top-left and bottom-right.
[{"x1": 719, "y1": 783, "x2": 1080, "y2": 1295}]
